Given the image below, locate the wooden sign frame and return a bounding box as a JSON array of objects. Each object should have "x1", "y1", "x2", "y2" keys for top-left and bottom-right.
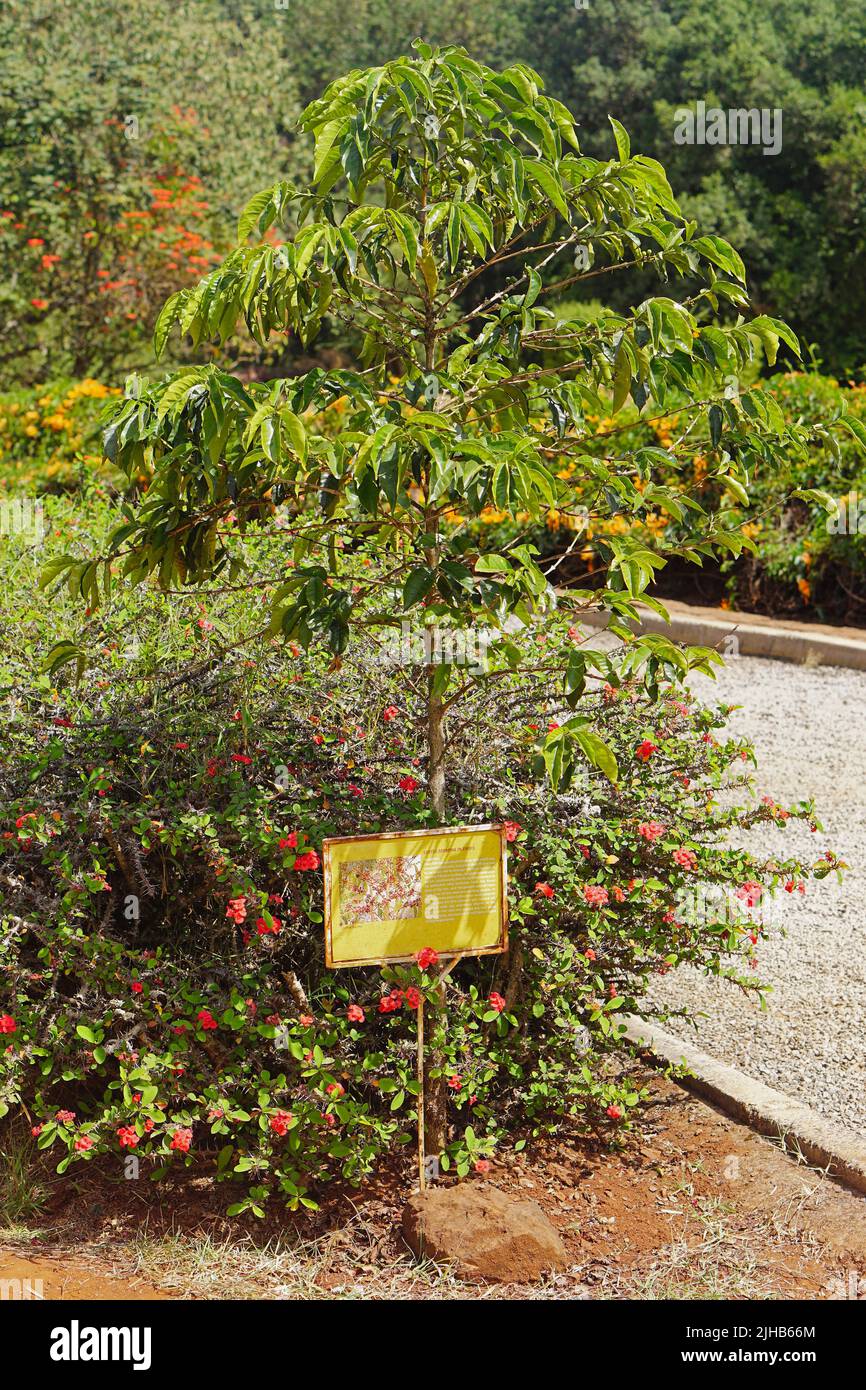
[{"x1": 323, "y1": 822, "x2": 509, "y2": 969}]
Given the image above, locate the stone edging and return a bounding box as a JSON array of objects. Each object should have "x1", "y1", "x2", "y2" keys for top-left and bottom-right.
[
  {"x1": 624, "y1": 1015, "x2": 866, "y2": 1196},
  {"x1": 578, "y1": 598, "x2": 866, "y2": 670}
]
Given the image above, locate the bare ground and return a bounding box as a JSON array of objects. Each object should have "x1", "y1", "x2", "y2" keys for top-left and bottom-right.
[{"x1": 3, "y1": 1072, "x2": 865, "y2": 1301}]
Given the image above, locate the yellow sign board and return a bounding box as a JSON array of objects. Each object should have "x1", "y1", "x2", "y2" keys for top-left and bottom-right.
[{"x1": 323, "y1": 823, "x2": 508, "y2": 968}]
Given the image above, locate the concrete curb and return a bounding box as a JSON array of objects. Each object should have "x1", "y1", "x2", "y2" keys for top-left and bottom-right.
[
  {"x1": 578, "y1": 598, "x2": 866, "y2": 670},
  {"x1": 624, "y1": 1015, "x2": 866, "y2": 1196}
]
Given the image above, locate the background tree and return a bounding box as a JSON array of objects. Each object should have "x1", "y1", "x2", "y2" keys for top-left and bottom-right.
[
  {"x1": 0, "y1": 0, "x2": 300, "y2": 383},
  {"x1": 48, "y1": 44, "x2": 854, "y2": 1150}
]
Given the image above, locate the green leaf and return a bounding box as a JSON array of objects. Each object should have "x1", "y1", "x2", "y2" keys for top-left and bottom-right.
[
  {"x1": 609, "y1": 116, "x2": 631, "y2": 162},
  {"x1": 403, "y1": 567, "x2": 435, "y2": 607},
  {"x1": 574, "y1": 727, "x2": 619, "y2": 783}
]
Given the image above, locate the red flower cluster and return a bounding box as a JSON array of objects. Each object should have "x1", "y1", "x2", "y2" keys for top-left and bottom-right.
[
  {"x1": 502, "y1": 820, "x2": 521, "y2": 842},
  {"x1": 170, "y1": 1128, "x2": 192, "y2": 1153},
  {"x1": 226, "y1": 897, "x2": 247, "y2": 924},
  {"x1": 583, "y1": 884, "x2": 609, "y2": 907},
  {"x1": 196, "y1": 1009, "x2": 217, "y2": 1030},
  {"x1": 269, "y1": 1111, "x2": 293, "y2": 1136},
  {"x1": 488, "y1": 992, "x2": 506, "y2": 1013},
  {"x1": 0, "y1": 1014, "x2": 16, "y2": 1034},
  {"x1": 347, "y1": 1004, "x2": 365, "y2": 1023},
  {"x1": 378, "y1": 988, "x2": 403, "y2": 1013},
  {"x1": 415, "y1": 947, "x2": 439, "y2": 969},
  {"x1": 117, "y1": 1125, "x2": 139, "y2": 1149},
  {"x1": 256, "y1": 917, "x2": 281, "y2": 936},
  {"x1": 635, "y1": 740, "x2": 658, "y2": 762},
  {"x1": 637, "y1": 821, "x2": 665, "y2": 843},
  {"x1": 293, "y1": 850, "x2": 320, "y2": 871},
  {"x1": 735, "y1": 881, "x2": 763, "y2": 907}
]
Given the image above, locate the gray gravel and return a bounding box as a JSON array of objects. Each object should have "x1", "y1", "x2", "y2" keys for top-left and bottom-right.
[{"x1": 650, "y1": 654, "x2": 866, "y2": 1142}]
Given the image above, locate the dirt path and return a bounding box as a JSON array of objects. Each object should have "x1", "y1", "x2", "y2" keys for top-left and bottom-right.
[{"x1": 0, "y1": 1248, "x2": 168, "y2": 1300}]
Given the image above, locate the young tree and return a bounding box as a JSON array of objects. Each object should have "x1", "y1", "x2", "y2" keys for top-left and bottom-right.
[{"x1": 47, "y1": 43, "x2": 845, "y2": 1150}]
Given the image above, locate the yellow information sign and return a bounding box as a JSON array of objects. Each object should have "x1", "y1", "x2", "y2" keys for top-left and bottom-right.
[{"x1": 323, "y1": 823, "x2": 508, "y2": 968}]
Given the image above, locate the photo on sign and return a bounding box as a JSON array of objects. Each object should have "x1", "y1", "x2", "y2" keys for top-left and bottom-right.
[{"x1": 340, "y1": 855, "x2": 422, "y2": 925}]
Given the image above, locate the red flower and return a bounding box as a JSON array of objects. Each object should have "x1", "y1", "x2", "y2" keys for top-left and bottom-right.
[
  {"x1": 31, "y1": 1124, "x2": 43, "y2": 1137},
  {"x1": 326, "y1": 1082, "x2": 344, "y2": 1097},
  {"x1": 279, "y1": 832, "x2": 298, "y2": 850},
  {"x1": 502, "y1": 820, "x2": 521, "y2": 842},
  {"x1": 672, "y1": 847, "x2": 698, "y2": 870},
  {"x1": 398, "y1": 775, "x2": 419, "y2": 793},
  {"x1": 0, "y1": 1014, "x2": 16, "y2": 1034},
  {"x1": 170, "y1": 1128, "x2": 193, "y2": 1153},
  {"x1": 226, "y1": 897, "x2": 247, "y2": 923},
  {"x1": 30, "y1": 298, "x2": 48, "y2": 310},
  {"x1": 534, "y1": 881, "x2": 555, "y2": 899},
  {"x1": 584, "y1": 948, "x2": 596, "y2": 961},
  {"x1": 74, "y1": 1135, "x2": 94, "y2": 1152},
  {"x1": 378, "y1": 988, "x2": 403, "y2": 1013},
  {"x1": 293, "y1": 850, "x2": 320, "y2": 871},
  {"x1": 117, "y1": 1126, "x2": 139, "y2": 1149},
  {"x1": 196, "y1": 1009, "x2": 217, "y2": 1030},
  {"x1": 299, "y1": 1013, "x2": 314, "y2": 1026},
  {"x1": 415, "y1": 947, "x2": 439, "y2": 970},
  {"x1": 606, "y1": 1105, "x2": 622, "y2": 1121},
  {"x1": 474, "y1": 1159, "x2": 491, "y2": 1173},
  {"x1": 55, "y1": 1110, "x2": 76, "y2": 1124},
  {"x1": 488, "y1": 992, "x2": 506, "y2": 1013},
  {"x1": 736, "y1": 881, "x2": 763, "y2": 907},
  {"x1": 637, "y1": 821, "x2": 665, "y2": 843},
  {"x1": 230, "y1": 753, "x2": 252, "y2": 765},
  {"x1": 347, "y1": 1004, "x2": 365, "y2": 1023},
  {"x1": 382, "y1": 705, "x2": 399, "y2": 722},
  {"x1": 269, "y1": 1111, "x2": 293, "y2": 1136},
  {"x1": 636, "y1": 740, "x2": 658, "y2": 762},
  {"x1": 583, "y1": 884, "x2": 609, "y2": 907},
  {"x1": 448, "y1": 1075, "x2": 462, "y2": 1091},
  {"x1": 131, "y1": 981, "x2": 143, "y2": 995},
  {"x1": 404, "y1": 986, "x2": 421, "y2": 1009}
]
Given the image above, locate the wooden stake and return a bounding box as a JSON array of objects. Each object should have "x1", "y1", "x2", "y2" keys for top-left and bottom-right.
[{"x1": 417, "y1": 993, "x2": 426, "y2": 1193}]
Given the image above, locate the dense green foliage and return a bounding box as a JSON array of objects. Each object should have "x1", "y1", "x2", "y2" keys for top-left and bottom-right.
[
  {"x1": 523, "y1": 0, "x2": 866, "y2": 375},
  {"x1": 2, "y1": 0, "x2": 864, "y2": 385}
]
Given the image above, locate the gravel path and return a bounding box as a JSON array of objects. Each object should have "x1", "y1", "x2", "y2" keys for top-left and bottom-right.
[{"x1": 650, "y1": 654, "x2": 866, "y2": 1142}]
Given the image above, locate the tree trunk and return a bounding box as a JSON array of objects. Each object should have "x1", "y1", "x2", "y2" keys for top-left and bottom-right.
[{"x1": 427, "y1": 674, "x2": 446, "y2": 822}]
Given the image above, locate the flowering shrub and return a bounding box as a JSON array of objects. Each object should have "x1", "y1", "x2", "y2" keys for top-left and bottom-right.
[
  {"x1": 0, "y1": 518, "x2": 842, "y2": 1211},
  {"x1": 462, "y1": 372, "x2": 866, "y2": 622},
  {"x1": 0, "y1": 379, "x2": 121, "y2": 492}
]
